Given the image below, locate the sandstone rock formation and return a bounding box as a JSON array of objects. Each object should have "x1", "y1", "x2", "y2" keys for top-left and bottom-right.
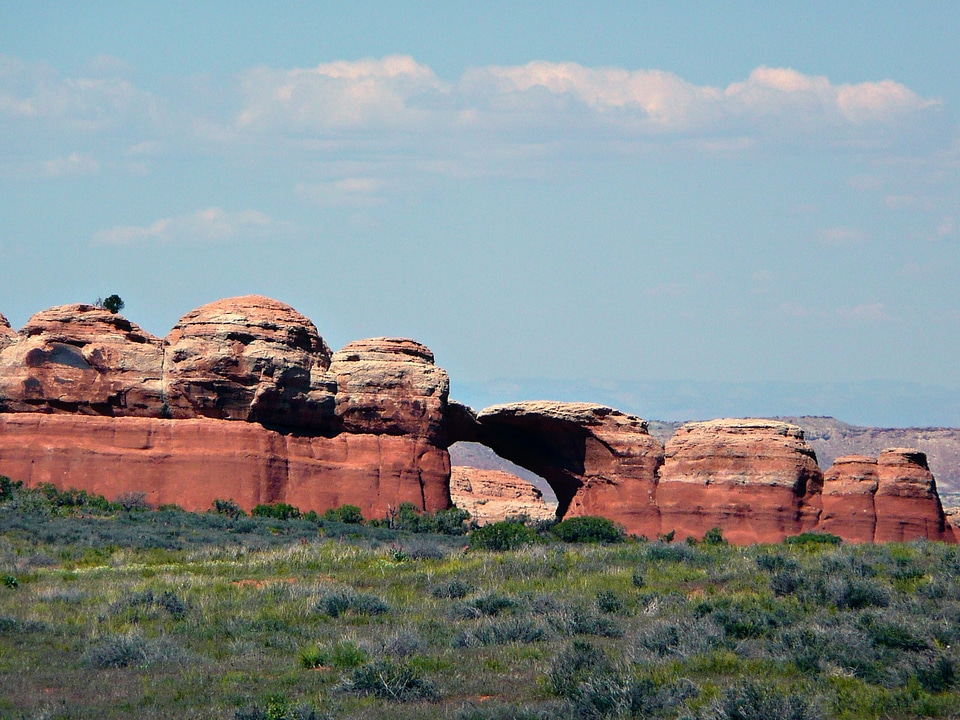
[
  {"x1": 817, "y1": 450, "x2": 952, "y2": 542},
  {"x1": 0, "y1": 304, "x2": 165, "y2": 416},
  {"x1": 0, "y1": 297, "x2": 451, "y2": 517},
  {"x1": 450, "y1": 467, "x2": 556, "y2": 525},
  {"x1": 0, "y1": 414, "x2": 449, "y2": 519},
  {"x1": 819, "y1": 455, "x2": 879, "y2": 542},
  {"x1": 163, "y1": 296, "x2": 335, "y2": 428},
  {"x1": 658, "y1": 419, "x2": 823, "y2": 544},
  {"x1": 450, "y1": 401, "x2": 664, "y2": 537},
  {"x1": 0, "y1": 314, "x2": 15, "y2": 351},
  {"x1": 873, "y1": 448, "x2": 951, "y2": 542},
  {"x1": 329, "y1": 338, "x2": 448, "y2": 442},
  {"x1": 0, "y1": 296, "x2": 955, "y2": 544}
]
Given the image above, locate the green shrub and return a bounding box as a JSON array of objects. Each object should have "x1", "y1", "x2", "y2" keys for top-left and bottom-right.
[
  {"x1": 469, "y1": 519, "x2": 537, "y2": 551},
  {"x1": 211, "y1": 498, "x2": 247, "y2": 518},
  {"x1": 646, "y1": 542, "x2": 697, "y2": 563},
  {"x1": 784, "y1": 532, "x2": 842, "y2": 547},
  {"x1": 595, "y1": 590, "x2": 625, "y2": 614},
  {"x1": 552, "y1": 608, "x2": 624, "y2": 638},
  {"x1": 548, "y1": 640, "x2": 612, "y2": 697},
  {"x1": 316, "y1": 588, "x2": 389, "y2": 617},
  {"x1": 375, "y1": 502, "x2": 470, "y2": 534},
  {"x1": 323, "y1": 505, "x2": 364, "y2": 524},
  {"x1": 346, "y1": 659, "x2": 438, "y2": 702},
  {"x1": 0, "y1": 475, "x2": 22, "y2": 502},
  {"x1": 431, "y1": 578, "x2": 473, "y2": 599},
  {"x1": 702, "y1": 526, "x2": 728, "y2": 545},
  {"x1": 705, "y1": 679, "x2": 823, "y2": 720},
  {"x1": 83, "y1": 632, "x2": 189, "y2": 670},
  {"x1": 252, "y1": 503, "x2": 301, "y2": 520},
  {"x1": 830, "y1": 578, "x2": 891, "y2": 610},
  {"x1": 454, "y1": 617, "x2": 549, "y2": 647},
  {"x1": 915, "y1": 653, "x2": 956, "y2": 693},
  {"x1": 860, "y1": 614, "x2": 928, "y2": 652},
  {"x1": 472, "y1": 594, "x2": 518, "y2": 616},
  {"x1": 552, "y1": 516, "x2": 625, "y2": 544}
]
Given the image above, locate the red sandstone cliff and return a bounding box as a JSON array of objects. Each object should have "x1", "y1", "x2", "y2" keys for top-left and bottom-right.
[
  {"x1": 0, "y1": 297, "x2": 451, "y2": 517},
  {"x1": 657, "y1": 419, "x2": 823, "y2": 544}
]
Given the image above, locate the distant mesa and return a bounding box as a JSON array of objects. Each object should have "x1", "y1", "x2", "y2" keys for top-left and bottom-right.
[{"x1": 0, "y1": 295, "x2": 954, "y2": 544}]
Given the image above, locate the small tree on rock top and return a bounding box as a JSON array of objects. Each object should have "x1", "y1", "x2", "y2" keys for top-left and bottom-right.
[{"x1": 102, "y1": 295, "x2": 125, "y2": 314}]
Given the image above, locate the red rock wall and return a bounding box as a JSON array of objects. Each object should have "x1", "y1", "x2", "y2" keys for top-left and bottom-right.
[
  {"x1": 0, "y1": 414, "x2": 450, "y2": 519},
  {"x1": 819, "y1": 455, "x2": 879, "y2": 542},
  {"x1": 657, "y1": 419, "x2": 824, "y2": 544},
  {"x1": 873, "y1": 448, "x2": 950, "y2": 542}
]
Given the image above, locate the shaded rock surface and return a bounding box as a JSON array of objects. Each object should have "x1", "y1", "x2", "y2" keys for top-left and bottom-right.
[
  {"x1": 0, "y1": 304, "x2": 165, "y2": 416},
  {"x1": 329, "y1": 338, "x2": 448, "y2": 442},
  {"x1": 163, "y1": 295, "x2": 335, "y2": 428},
  {"x1": 657, "y1": 419, "x2": 823, "y2": 544},
  {"x1": 0, "y1": 314, "x2": 14, "y2": 350},
  {"x1": 450, "y1": 467, "x2": 556, "y2": 525},
  {"x1": 450, "y1": 401, "x2": 664, "y2": 537},
  {"x1": 819, "y1": 455, "x2": 879, "y2": 542}
]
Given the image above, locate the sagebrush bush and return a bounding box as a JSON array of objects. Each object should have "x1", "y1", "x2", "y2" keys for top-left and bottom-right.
[
  {"x1": 469, "y1": 519, "x2": 537, "y2": 551},
  {"x1": 431, "y1": 578, "x2": 473, "y2": 599},
  {"x1": 702, "y1": 679, "x2": 823, "y2": 720},
  {"x1": 316, "y1": 589, "x2": 388, "y2": 617},
  {"x1": 551, "y1": 516, "x2": 625, "y2": 544},
  {"x1": 345, "y1": 659, "x2": 437, "y2": 702},
  {"x1": 454, "y1": 616, "x2": 549, "y2": 647},
  {"x1": 323, "y1": 505, "x2": 364, "y2": 524}
]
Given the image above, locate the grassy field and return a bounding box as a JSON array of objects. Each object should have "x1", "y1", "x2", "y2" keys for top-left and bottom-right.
[{"x1": 1, "y1": 479, "x2": 959, "y2": 719}]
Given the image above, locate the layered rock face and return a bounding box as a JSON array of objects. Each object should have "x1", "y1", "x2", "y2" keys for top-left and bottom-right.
[
  {"x1": 450, "y1": 467, "x2": 556, "y2": 525},
  {"x1": 817, "y1": 450, "x2": 952, "y2": 542},
  {"x1": 0, "y1": 304, "x2": 165, "y2": 416},
  {"x1": 162, "y1": 296, "x2": 336, "y2": 428},
  {"x1": 329, "y1": 339, "x2": 448, "y2": 442},
  {"x1": 0, "y1": 297, "x2": 451, "y2": 516},
  {"x1": 0, "y1": 414, "x2": 448, "y2": 519},
  {"x1": 451, "y1": 402, "x2": 664, "y2": 537},
  {"x1": 658, "y1": 419, "x2": 824, "y2": 544},
  {"x1": 0, "y1": 314, "x2": 15, "y2": 351},
  {"x1": 819, "y1": 455, "x2": 879, "y2": 542},
  {"x1": 873, "y1": 448, "x2": 951, "y2": 542}
]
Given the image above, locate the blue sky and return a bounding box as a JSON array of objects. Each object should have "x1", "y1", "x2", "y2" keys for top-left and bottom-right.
[{"x1": 2, "y1": 2, "x2": 959, "y2": 425}]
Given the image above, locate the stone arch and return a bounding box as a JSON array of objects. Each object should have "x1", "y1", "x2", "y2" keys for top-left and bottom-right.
[{"x1": 444, "y1": 400, "x2": 664, "y2": 536}]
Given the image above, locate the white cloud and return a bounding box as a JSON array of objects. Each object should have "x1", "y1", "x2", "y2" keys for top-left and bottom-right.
[
  {"x1": 237, "y1": 55, "x2": 448, "y2": 131},
  {"x1": 230, "y1": 57, "x2": 941, "y2": 152},
  {"x1": 818, "y1": 227, "x2": 869, "y2": 245},
  {"x1": 295, "y1": 177, "x2": 387, "y2": 207},
  {"x1": 0, "y1": 55, "x2": 161, "y2": 133},
  {"x1": 93, "y1": 207, "x2": 275, "y2": 245},
  {"x1": 43, "y1": 152, "x2": 99, "y2": 177},
  {"x1": 837, "y1": 303, "x2": 886, "y2": 322}
]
